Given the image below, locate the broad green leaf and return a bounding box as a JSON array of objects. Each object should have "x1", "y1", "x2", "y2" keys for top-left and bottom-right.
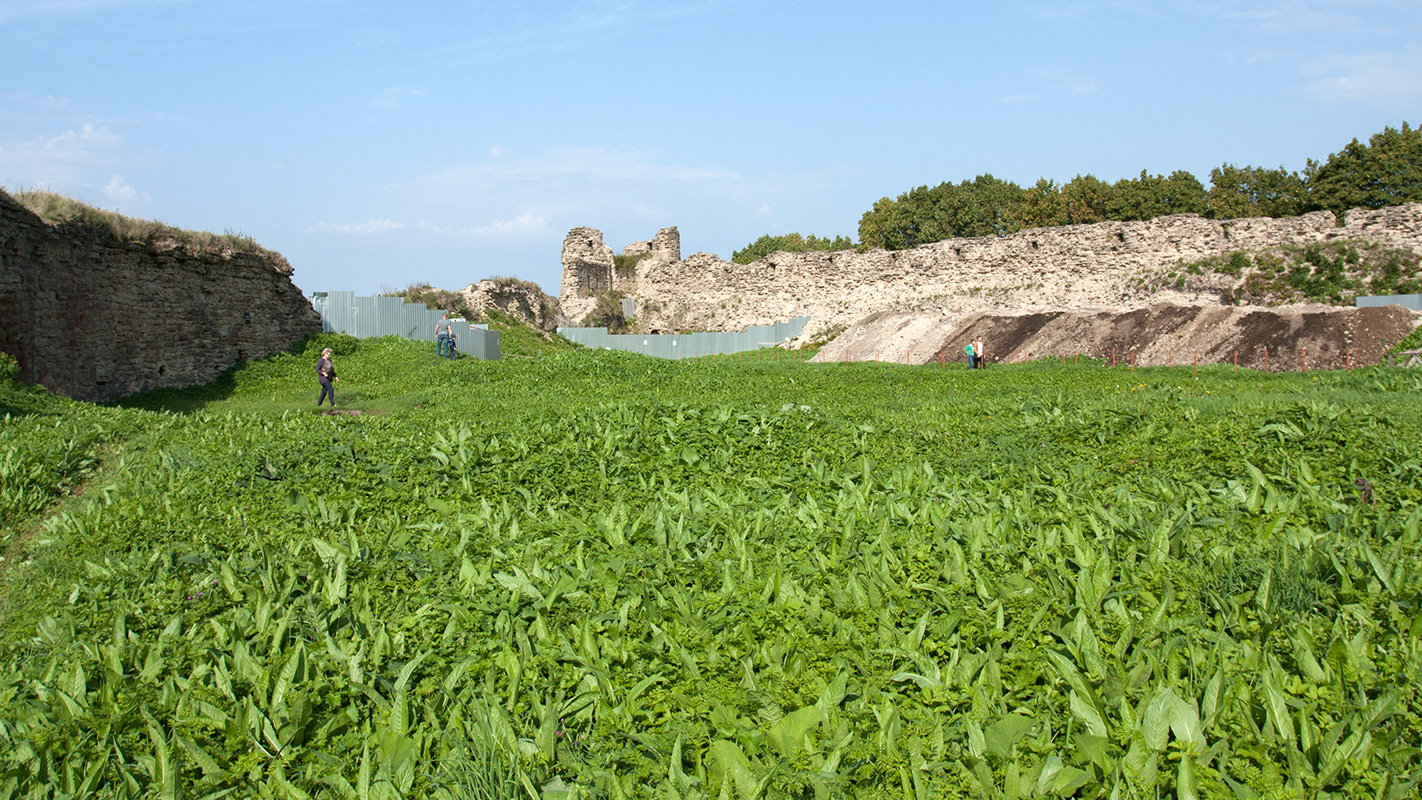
[
  {"x1": 1069, "y1": 691, "x2": 1108, "y2": 738},
  {"x1": 1142, "y1": 689, "x2": 1174, "y2": 752},
  {"x1": 984, "y1": 714, "x2": 1038, "y2": 760},
  {"x1": 1177, "y1": 754, "x2": 1198, "y2": 800},
  {"x1": 1262, "y1": 662, "x2": 1296, "y2": 744},
  {"x1": 767, "y1": 706, "x2": 824, "y2": 760},
  {"x1": 1168, "y1": 695, "x2": 1205, "y2": 752}
]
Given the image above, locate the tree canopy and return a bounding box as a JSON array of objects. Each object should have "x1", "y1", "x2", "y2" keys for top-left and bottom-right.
[
  {"x1": 857, "y1": 174, "x2": 1025, "y2": 249},
  {"x1": 1305, "y1": 122, "x2": 1422, "y2": 215},
  {"x1": 731, "y1": 233, "x2": 855, "y2": 264},
  {"x1": 1205, "y1": 165, "x2": 1307, "y2": 220},
  {"x1": 739, "y1": 122, "x2": 1418, "y2": 257}
]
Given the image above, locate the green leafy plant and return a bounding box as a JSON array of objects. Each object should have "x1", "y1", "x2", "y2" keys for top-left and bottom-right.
[{"x1": 3, "y1": 343, "x2": 1421, "y2": 798}]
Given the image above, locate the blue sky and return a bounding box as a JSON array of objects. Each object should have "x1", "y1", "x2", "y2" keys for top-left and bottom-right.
[{"x1": 2, "y1": 1, "x2": 1419, "y2": 298}]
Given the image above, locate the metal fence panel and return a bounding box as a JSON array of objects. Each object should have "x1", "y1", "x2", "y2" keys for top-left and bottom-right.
[
  {"x1": 310, "y1": 291, "x2": 501, "y2": 360},
  {"x1": 1356, "y1": 293, "x2": 1422, "y2": 311},
  {"x1": 558, "y1": 316, "x2": 809, "y2": 359}
]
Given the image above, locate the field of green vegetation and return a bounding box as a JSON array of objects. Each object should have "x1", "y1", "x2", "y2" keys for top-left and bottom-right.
[{"x1": 1, "y1": 337, "x2": 1419, "y2": 799}]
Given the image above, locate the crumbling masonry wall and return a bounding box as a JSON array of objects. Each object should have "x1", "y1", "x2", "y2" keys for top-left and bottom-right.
[
  {"x1": 560, "y1": 226, "x2": 680, "y2": 323},
  {"x1": 0, "y1": 191, "x2": 321, "y2": 402},
  {"x1": 560, "y1": 205, "x2": 1422, "y2": 340}
]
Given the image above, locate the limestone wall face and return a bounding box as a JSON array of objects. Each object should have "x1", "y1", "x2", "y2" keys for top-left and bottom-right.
[
  {"x1": 457, "y1": 278, "x2": 562, "y2": 331},
  {"x1": 559, "y1": 227, "x2": 615, "y2": 323},
  {"x1": 0, "y1": 191, "x2": 321, "y2": 402},
  {"x1": 560, "y1": 205, "x2": 1422, "y2": 340}
]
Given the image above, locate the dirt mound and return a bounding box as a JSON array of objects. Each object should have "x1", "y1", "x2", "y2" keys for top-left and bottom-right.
[{"x1": 811, "y1": 304, "x2": 1420, "y2": 371}]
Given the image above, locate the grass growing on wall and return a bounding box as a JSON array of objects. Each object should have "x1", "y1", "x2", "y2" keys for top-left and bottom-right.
[
  {"x1": 1178, "y1": 240, "x2": 1422, "y2": 305},
  {"x1": 5, "y1": 188, "x2": 282, "y2": 260}
]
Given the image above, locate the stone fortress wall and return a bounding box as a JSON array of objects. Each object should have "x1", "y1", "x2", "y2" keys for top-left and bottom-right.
[
  {"x1": 0, "y1": 190, "x2": 320, "y2": 402},
  {"x1": 559, "y1": 205, "x2": 1422, "y2": 343},
  {"x1": 560, "y1": 226, "x2": 682, "y2": 323}
]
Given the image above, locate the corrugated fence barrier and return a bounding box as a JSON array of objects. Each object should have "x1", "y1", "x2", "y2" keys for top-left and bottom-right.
[
  {"x1": 311, "y1": 291, "x2": 501, "y2": 360},
  {"x1": 558, "y1": 317, "x2": 810, "y2": 359}
]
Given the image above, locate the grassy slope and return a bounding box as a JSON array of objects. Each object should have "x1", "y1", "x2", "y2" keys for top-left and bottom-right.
[{"x1": 2, "y1": 340, "x2": 1420, "y2": 798}]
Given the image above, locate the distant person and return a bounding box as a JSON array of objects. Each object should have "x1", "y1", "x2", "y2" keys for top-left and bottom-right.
[
  {"x1": 974, "y1": 338, "x2": 986, "y2": 369},
  {"x1": 964, "y1": 342, "x2": 977, "y2": 369},
  {"x1": 435, "y1": 312, "x2": 453, "y2": 358},
  {"x1": 316, "y1": 347, "x2": 338, "y2": 407}
]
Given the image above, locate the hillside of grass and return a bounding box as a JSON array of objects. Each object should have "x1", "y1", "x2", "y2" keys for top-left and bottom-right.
[{"x1": 2, "y1": 343, "x2": 1420, "y2": 798}]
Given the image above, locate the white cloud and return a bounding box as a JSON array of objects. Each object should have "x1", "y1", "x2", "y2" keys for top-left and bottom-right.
[
  {"x1": 1024, "y1": 69, "x2": 1100, "y2": 98},
  {"x1": 0, "y1": 0, "x2": 191, "y2": 24},
  {"x1": 1026, "y1": 1, "x2": 1406, "y2": 35},
  {"x1": 757, "y1": 201, "x2": 772, "y2": 216},
  {"x1": 2, "y1": 91, "x2": 72, "y2": 109},
  {"x1": 454, "y1": 213, "x2": 550, "y2": 237},
  {"x1": 1183, "y1": 0, "x2": 1400, "y2": 35},
  {"x1": 446, "y1": 2, "x2": 646, "y2": 61},
  {"x1": 1303, "y1": 45, "x2": 1422, "y2": 107},
  {"x1": 309, "y1": 213, "x2": 549, "y2": 238},
  {"x1": 488, "y1": 145, "x2": 505, "y2": 159},
  {"x1": 308, "y1": 218, "x2": 408, "y2": 235},
  {"x1": 405, "y1": 147, "x2": 742, "y2": 196},
  {"x1": 0, "y1": 123, "x2": 124, "y2": 187},
  {"x1": 103, "y1": 174, "x2": 149, "y2": 204},
  {"x1": 372, "y1": 86, "x2": 428, "y2": 111}
]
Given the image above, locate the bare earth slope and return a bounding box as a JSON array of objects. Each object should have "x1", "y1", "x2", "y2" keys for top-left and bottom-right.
[{"x1": 814, "y1": 304, "x2": 1418, "y2": 370}]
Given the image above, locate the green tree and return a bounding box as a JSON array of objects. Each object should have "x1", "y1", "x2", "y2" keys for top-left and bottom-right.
[
  {"x1": 948, "y1": 173, "x2": 1025, "y2": 238},
  {"x1": 857, "y1": 174, "x2": 1024, "y2": 249},
  {"x1": 1205, "y1": 164, "x2": 1307, "y2": 219},
  {"x1": 1305, "y1": 122, "x2": 1422, "y2": 214},
  {"x1": 1061, "y1": 174, "x2": 1113, "y2": 224},
  {"x1": 859, "y1": 186, "x2": 949, "y2": 249},
  {"x1": 731, "y1": 232, "x2": 855, "y2": 264},
  {"x1": 1106, "y1": 170, "x2": 1206, "y2": 221},
  {"x1": 1013, "y1": 178, "x2": 1068, "y2": 229},
  {"x1": 1162, "y1": 170, "x2": 1208, "y2": 215}
]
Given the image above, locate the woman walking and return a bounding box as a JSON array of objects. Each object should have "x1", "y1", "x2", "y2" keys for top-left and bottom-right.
[{"x1": 316, "y1": 347, "x2": 338, "y2": 407}]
